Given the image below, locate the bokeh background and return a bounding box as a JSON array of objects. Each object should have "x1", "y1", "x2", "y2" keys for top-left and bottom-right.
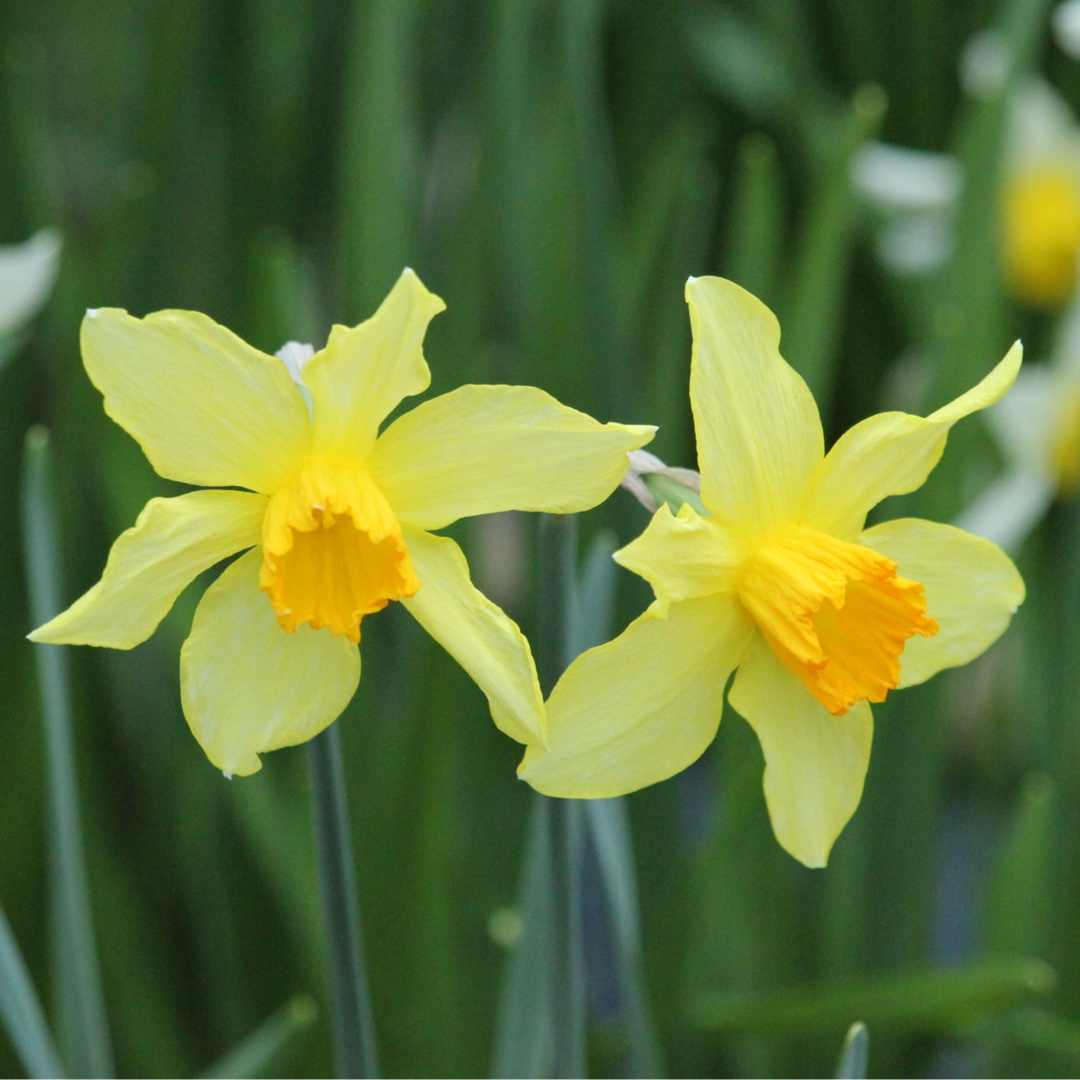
[{"x1": 3, "y1": 0, "x2": 1080, "y2": 1076}]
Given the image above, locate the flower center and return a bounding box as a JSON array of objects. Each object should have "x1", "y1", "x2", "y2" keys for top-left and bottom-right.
[
  {"x1": 738, "y1": 526, "x2": 939, "y2": 715},
  {"x1": 259, "y1": 456, "x2": 420, "y2": 644},
  {"x1": 1004, "y1": 166, "x2": 1080, "y2": 309}
]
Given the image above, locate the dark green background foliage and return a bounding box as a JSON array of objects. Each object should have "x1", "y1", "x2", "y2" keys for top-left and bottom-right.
[{"x1": 2, "y1": 0, "x2": 1079, "y2": 1076}]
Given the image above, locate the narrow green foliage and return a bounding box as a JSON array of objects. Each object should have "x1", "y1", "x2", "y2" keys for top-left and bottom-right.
[
  {"x1": 689, "y1": 956, "x2": 1056, "y2": 1037},
  {"x1": 20, "y1": 427, "x2": 114, "y2": 1079},
  {"x1": 308, "y1": 724, "x2": 379, "y2": 1079},
  {"x1": 491, "y1": 793, "x2": 584, "y2": 1080},
  {"x1": 687, "y1": 3, "x2": 833, "y2": 160},
  {"x1": 576, "y1": 531, "x2": 664, "y2": 1077},
  {"x1": 0, "y1": 903, "x2": 65, "y2": 1079},
  {"x1": 987, "y1": 773, "x2": 1056, "y2": 957},
  {"x1": 725, "y1": 133, "x2": 784, "y2": 309},
  {"x1": 495, "y1": 523, "x2": 661, "y2": 1078},
  {"x1": 834, "y1": 1021, "x2": 869, "y2": 1079},
  {"x1": 779, "y1": 83, "x2": 887, "y2": 411},
  {"x1": 492, "y1": 516, "x2": 587, "y2": 1079},
  {"x1": 584, "y1": 799, "x2": 665, "y2": 1078},
  {"x1": 200, "y1": 995, "x2": 317, "y2": 1080},
  {"x1": 339, "y1": 0, "x2": 420, "y2": 319},
  {"x1": 1010, "y1": 1007, "x2": 1080, "y2": 1062}
]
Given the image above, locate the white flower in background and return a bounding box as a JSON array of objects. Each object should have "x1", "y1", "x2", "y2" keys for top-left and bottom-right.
[
  {"x1": 0, "y1": 228, "x2": 62, "y2": 367},
  {"x1": 853, "y1": 75, "x2": 1080, "y2": 310},
  {"x1": 851, "y1": 142, "x2": 962, "y2": 277},
  {"x1": 1053, "y1": 1, "x2": 1080, "y2": 61},
  {"x1": 956, "y1": 299, "x2": 1080, "y2": 552},
  {"x1": 1000, "y1": 78, "x2": 1080, "y2": 309}
]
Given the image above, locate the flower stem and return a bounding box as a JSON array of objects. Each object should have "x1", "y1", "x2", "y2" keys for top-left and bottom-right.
[
  {"x1": 536, "y1": 513, "x2": 580, "y2": 688},
  {"x1": 537, "y1": 514, "x2": 587, "y2": 1077},
  {"x1": 547, "y1": 797, "x2": 587, "y2": 1077},
  {"x1": 307, "y1": 723, "x2": 378, "y2": 1079},
  {"x1": 21, "y1": 427, "x2": 113, "y2": 1079}
]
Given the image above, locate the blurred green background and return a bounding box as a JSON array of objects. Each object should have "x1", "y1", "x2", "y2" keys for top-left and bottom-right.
[{"x1": 4, "y1": 0, "x2": 1080, "y2": 1076}]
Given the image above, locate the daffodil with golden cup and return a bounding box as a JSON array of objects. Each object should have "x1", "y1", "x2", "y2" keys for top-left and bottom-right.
[
  {"x1": 1001, "y1": 78, "x2": 1080, "y2": 310},
  {"x1": 520, "y1": 276, "x2": 1025, "y2": 868},
  {"x1": 31, "y1": 269, "x2": 654, "y2": 776}
]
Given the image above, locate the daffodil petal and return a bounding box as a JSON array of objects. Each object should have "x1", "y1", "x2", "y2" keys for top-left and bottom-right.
[
  {"x1": 613, "y1": 503, "x2": 740, "y2": 605},
  {"x1": 304, "y1": 269, "x2": 445, "y2": 460},
  {"x1": 860, "y1": 518, "x2": 1025, "y2": 688},
  {"x1": 401, "y1": 528, "x2": 545, "y2": 744},
  {"x1": 519, "y1": 594, "x2": 754, "y2": 798},
  {"x1": 369, "y1": 384, "x2": 654, "y2": 529},
  {"x1": 802, "y1": 343, "x2": 1023, "y2": 539},
  {"x1": 29, "y1": 489, "x2": 267, "y2": 649},
  {"x1": 81, "y1": 308, "x2": 312, "y2": 492},
  {"x1": 180, "y1": 547, "x2": 360, "y2": 776},
  {"x1": 728, "y1": 636, "x2": 873, "y2": 868},
  {"x1": 981, "y1": 365, "x2": 1058, "y2": 472},
  {"x1": 685, "y1": 276, "x2": 824, "y2": 538}
]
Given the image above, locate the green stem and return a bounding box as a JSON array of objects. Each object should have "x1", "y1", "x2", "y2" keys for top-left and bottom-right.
[
  {"x1": 0, "y1": 901, "x2": 65, "y2": 1079},
  {"x1": 536, "y1": 514, "x2": 580, "y2": 687},
  {"x1": 536, "y1": 514, "x2": 588, "y2": 1077},
  {"x1": 307, "y1": 723, "x2": 378, "y2": 1079},
  {"x1": 548, "y1": 798, "x2": 587, "y2": 1077},
  {"x1": 21, "y1": 427, "x2": 113, "y2": 1079}
]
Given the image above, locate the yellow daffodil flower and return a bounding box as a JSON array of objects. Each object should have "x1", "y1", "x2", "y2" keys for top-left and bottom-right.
[
  {"x1": 1002, "y1": 79, "x2": 1080, "y2": 310},
  {"x1": 520, "y1": 276, "x2": 1024, "y2": 868},
  {"x1": 30, "y1": 269, "x2": 654, "y2": 776},
  {"x1": 855, "y1": 77, "x2": 1080, "y2": 310}
]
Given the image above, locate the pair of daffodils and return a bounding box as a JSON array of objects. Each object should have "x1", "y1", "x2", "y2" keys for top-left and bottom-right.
[{"x1": 33, "y1": 271, "x2": 1023, "y2": 867}]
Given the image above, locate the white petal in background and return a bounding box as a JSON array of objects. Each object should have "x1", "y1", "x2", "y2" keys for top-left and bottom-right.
[
  {"x1": 954, "y1": 469, "x2": 1055, "y2": 556},
  {"x1": 1054, "y1": 0, "x2": 1080, "y2": 60},
  {"x1": 850, "y1": 143, "x2": 962, "y2": 278},
  {"x1": 0, "y1": 229, "x2": 61, "y2": 367},
  {"x1": 961, "y1": 298, "x2": 1080, "y2": 554}
]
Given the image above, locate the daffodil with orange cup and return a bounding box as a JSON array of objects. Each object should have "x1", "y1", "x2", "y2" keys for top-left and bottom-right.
[
  {"x1": 31, "y1": 270, "x2": 654, "y2": 776},
  {"x1": 520, "y1": 277, "x2": 1024, "y2": 868}
]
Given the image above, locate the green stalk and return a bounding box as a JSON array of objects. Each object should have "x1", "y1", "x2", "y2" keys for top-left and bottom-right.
[
  {"x1": 0, "y1": 901, "x2": 65, "y2": 1079},
  {"x1": 200, "y1": 995, "x2": 318, "y2": 1080},
  {"x1": 21, "y1": 427, "x2": 113, "y2": 1079},
  {"x1": 537, "y1": 515, "x2": 587, "y2": 1078},
  {"x1": 547, "y1": 797, "x2": 587, "y2": 1078},
  {"x1": 491, "y1": 516, "x2": 587, "y2": 1078},
  {"x1": 307, "y1": 723, "x2": 378, "y2": 1079}
]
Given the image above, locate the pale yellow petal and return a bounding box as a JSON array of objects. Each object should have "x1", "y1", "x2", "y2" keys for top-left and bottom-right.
[
  {"x1": 928, "y1": 341, "x2": 1024, "y2": 424},
  {"x1": 180, "y1": 547, "x2": 360, "y2": 776},
  {"x1": 860, "y1": 518, "x2": 1025, "y2": 687},
  {"x1": 81, "y1": 308, "x2": 312, "y2": 492},
  {"x1": 304, "y1": 269, "x2": 445, "y2": 460},
  {"x1": 685, "y1": 276, "x2": 824, "y2": 540},
  {"x1": 728, "y1": 636, "x2": 873, "y2": 868},
  {"x1": 802, "y1": 343, "x2": 1023, "y2": 540},
  {"x1": 401, "y1": 528, "x2": 545, "y2": 744},
  {"x1": 369, "y1": 384, "x2": 654, "y2": 529},
  {"x1": 519, "y1": 594, "x2": 754, "y2": 798},
  {"x1": 612, "y1": 503, "x2": 741, "y2": 605},
  {"x1": 30, "y1": 490, "x2": 267, "y2": 649}
]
